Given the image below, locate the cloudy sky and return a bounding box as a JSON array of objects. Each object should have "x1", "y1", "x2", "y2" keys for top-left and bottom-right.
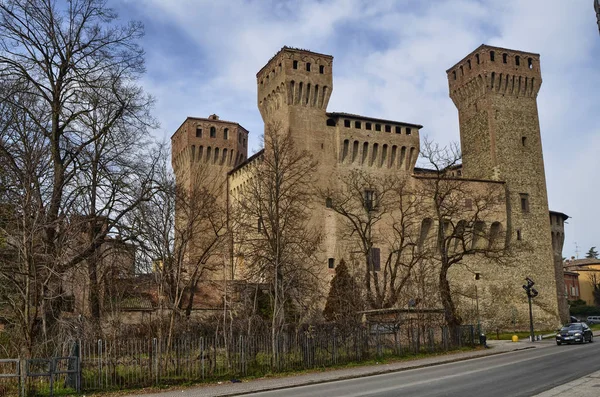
[{"x1": 112, "y1": 0, "x2": 599, "y2": 259}]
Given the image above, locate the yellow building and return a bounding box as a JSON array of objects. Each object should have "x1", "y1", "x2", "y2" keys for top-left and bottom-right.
[{"x1": 564, "y1": 259, "x2": 600, "y2": 305}]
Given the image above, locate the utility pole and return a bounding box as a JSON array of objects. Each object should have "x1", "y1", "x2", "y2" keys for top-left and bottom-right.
[{"x1": 523, "y1": 277, "x2": 539, "y2": 342}]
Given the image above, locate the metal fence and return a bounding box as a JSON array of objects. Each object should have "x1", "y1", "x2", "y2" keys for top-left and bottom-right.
[{"x1": 0, "y1": 324, "x2": 477, "y2": 395}]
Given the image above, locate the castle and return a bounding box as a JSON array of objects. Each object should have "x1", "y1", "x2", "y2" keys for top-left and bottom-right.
[{"x1": 171, "y1": 44, "x2": 568, "y2": 328}]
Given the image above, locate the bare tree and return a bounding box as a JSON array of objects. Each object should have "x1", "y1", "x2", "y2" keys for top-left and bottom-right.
[
  {"x1": 233, "y1": 122, "x2": 321, "y2": 364},
  {"x1": 417, "y1": 138, "x2": 509, "y2": 339},
  {"x1": 132, "y1": 151, "x2": 228, "y2": 346},
  {"x1": 321, "y1": 170, "x2": 423, "y2": 309},
  {"x1": 0, "y1": 0, "x2": 156, "y2": 351}
]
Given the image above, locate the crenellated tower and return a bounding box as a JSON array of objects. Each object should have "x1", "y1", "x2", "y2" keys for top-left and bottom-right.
[
  {"x1": 447, "y1": 44, "x2": 559, "y2": 324},
  {"x1": 256, "y1": 47, "x2": 333, "y2": 151}
]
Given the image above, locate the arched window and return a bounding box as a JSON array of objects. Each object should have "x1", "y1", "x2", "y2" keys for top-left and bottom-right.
[
  {"x1": 342, "y1": 139, "x2": 349, "y2": 162},
  {"x1": 326, "y1": 118, "x2": 336, "y2": 127},
  {"x1": 472, "y1": 221, "x2": 486, "y2": 250},
  {"x1": 489, "y1": 222, "x2": 503, "y2": 249}
]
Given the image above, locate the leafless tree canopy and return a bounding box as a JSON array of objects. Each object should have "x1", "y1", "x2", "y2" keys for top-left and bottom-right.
[
  {"x1": 0, "y1": 0, "x2": 159, "y2": 355},
  {"x1": 233, "y1": 123, "x2": 322, "y2": 350}
]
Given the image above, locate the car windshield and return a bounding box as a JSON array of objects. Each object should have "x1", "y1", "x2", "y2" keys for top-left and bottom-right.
[{"x1": 561, "y1": 324, "x2": 582, "y2": 331}]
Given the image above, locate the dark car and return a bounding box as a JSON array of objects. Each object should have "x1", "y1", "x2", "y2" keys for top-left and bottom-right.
[{"x1": 556, "y1": 323, "x2": 593, "y2": 345}]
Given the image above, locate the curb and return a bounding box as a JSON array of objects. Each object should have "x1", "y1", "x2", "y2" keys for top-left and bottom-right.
[{"x1": 191, "y1": 343, "x2": 536, "y2": 397}]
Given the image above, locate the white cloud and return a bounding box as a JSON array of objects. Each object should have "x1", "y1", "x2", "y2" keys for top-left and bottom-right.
[{"x1": 118, "y1": 0, "x2": 600, "y2": 258}]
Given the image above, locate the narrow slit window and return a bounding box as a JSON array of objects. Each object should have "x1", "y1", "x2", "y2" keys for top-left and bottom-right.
[
  {"x1": 515, "y1": 56, "x2": 520, "y2": 66},
  {"x1": 522, "y1": 136, "x2": 527, "y2": 146},
  {"x1": 528, "y1": 58, "x2": 533, "y2": 69},
  {"x1": 502, "y1": 53, "x2": 508, "y2": 63},
  {"x1": 224, "y1": 128, "x2": 229, "y2": 140},
  {"x1": 476, "y1": 54, "x2": 480, "y2": 64},
  {"x1": 520, "y1": 193, "x2": 530, "y2": 213},
  {"x1": 328, "y1": 258, "x2": 335, "y2": 269},
  {"x1": 325, "y1": 197, "x2": 333, "y2": 208},
  {"x1": 490, "y1": 51, "x2": 495, "y2": 61},
  {"x1": 516, "y1": 229, "x2": 522, "y2": 241}
]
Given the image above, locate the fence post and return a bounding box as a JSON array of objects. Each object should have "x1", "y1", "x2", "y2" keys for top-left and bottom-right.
[
  {"x1": 97, "y1": 339, "x2": 102, "y2": 389},
  {"x1": 152, "y1": 338, "x2": 158, "y2": 385},
  {"x1": 200, "y1": 337, "x2": 205, "y2": 380}
]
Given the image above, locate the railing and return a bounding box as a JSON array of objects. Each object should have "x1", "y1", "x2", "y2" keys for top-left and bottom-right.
[{"x1": 0, "y1": 324, "x2": 477, "y2": 395}]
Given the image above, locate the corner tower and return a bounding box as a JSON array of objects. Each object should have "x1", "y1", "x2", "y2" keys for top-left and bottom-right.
[{"x1": 447, "y1": 45, "x2": 559, "y2": 325}]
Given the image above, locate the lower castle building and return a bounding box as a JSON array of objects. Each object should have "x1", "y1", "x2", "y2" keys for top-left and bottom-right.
[{"x1": 171, "y1": 44, "x2": 569, "y2": 329}]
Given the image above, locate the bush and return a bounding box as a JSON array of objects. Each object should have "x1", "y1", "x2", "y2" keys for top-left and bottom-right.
[
  {"x1": 569, "y1": 299, "x2": 586, "y2": 307},
  {"x1": 570, "y1": 305, "x2": 600, "y2": 316}
]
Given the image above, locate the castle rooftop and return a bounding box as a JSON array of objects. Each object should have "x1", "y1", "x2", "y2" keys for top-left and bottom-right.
[
  {"x1": 326, "y1": 112, "x2": 423, "y2": 129},
  {"x1": 256, "y1": 46, "x2": 333, "y2": 77},
  {"x1": 171, "y1": 115, "x2": 249, "y2": 139},
  {"x1": 446, "y1": 44, "x2": 540, "y2": 73}
]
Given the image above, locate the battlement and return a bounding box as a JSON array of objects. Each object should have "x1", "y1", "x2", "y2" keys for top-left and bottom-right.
[
  {"x1": 171, "y1": 115, "x2": 249, "y2": 175},
  {"x1": 447, "y1": 45, "x2": 542, "y2": 109},
  {"x1": 327, "y1": 112, "x2": 422, "y2": 172},
  {"x1": 257, "y1": 46, "x2": 333, "y2": 120}
]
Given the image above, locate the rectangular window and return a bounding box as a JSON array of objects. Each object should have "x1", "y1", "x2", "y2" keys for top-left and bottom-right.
[
  {"x1": 369, "y1": 247, "x2": 381, "y2": 271},
  {"x1": 210, "y1": 127, "x2": 216, "y2": 138},
  {"x1": 520, "y1": 193, "x2": 530, "y2": 213},
  {"x1": 325, "y1": 197, "x2": 332, "y2": 208},
  {"x1": 344, "y1": 120, "x2": 351, "y2": 128},
  {"x1": 364, "y1": 189, "x2": 375, "y2": 211},
  {"x1": 366, "y1": 122, "x2": 372, "y2": 130},
  {"x1": 375, "y1": 124, "x2": 381, "y2": 132},
  {"x1": 257, "y1": 217, "x2": 263, "y2": 232},
  {"x1": 385, "y1": 125, "x2": 391, "y2": 133},
  {"x1": 306, "y1": 62, "x2": 311, "y2": 71},
  {"x1": 516, "y1": 229, "x2": 522, "y2": 241},
  {"x1": 355, "y1": 121, "x2": 361, "y2": 129},
  {"x1": 224, "y1": 129, "x2": 229, "y2": 140},
  {"x1": 196, "y1": 127, "x2": 202, "y2": 138},
  {"x1": 522, "y1": 136, "x2": 527, "y2": 146},
  {"x1": 465, "y1": 199, "x2": 472, "y2": 210},
  {"x1": 319, "y1": 65, "x2": 324, "y2": 74},
  {"x1": 406, "y1": 127, "x2": 412, "y2": 135},
  {"x1": 293, "y1": 60, "x2": 298, "y2": 69},
  {"x1": 395, "y1": 126, "x2": 401, "y2": 134},
  {"x1": 328, "y1": 258, "x2": 335, "y2": 269}
]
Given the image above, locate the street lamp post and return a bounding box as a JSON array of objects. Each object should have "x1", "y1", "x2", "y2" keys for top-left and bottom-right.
[
  {"x1": 523, "y1": 277, "x2": 539, "y2": 342},
  {"x1": 474, "y1": 272, "x2": 481, "y2": 335}
]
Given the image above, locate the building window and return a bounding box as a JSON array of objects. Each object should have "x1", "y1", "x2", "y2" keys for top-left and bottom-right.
[
  {"x1": 406, "y1": 127, "x2": 412, "y2": 135},
  {"x1": 375, "y1": 124, "x2": 381, "y2": 131},
  {"x1": 395, "y1": 126, "x2": 401, "y2": 134},
  {"x1": 366, "y1": 122, "x2": 372, "y2": 130},
  {"x1": 319, "y1": 65, "x2": 324, "y2": 74},
  {"x1": 258, "y1": 217, "x2": 263, "y2": 232},
  {"x1": 490, "y1": 51, "x2": 495, "y2": 62},
  {"x1": 328, "y1": 258, "x2": 335, "y2": 269},
  {"x1": 502, "y1": 53, "x2": 508, "y2": 63},
  {"x1": 467, "y1": 59, "x2": 472, "y2": 69},
  {"x1": 306, "y1": 62, "x2": 311, "y2": 72},
  {"x1": 520, "y1": 193, "x2": 530, "y2": 213},
  {"x1": 355, "y1": 121, "x2": 361, "y2": 129},
  {"x1": 326, "y1": 118, "x2": 336, "y2": 127},
  {"x1": 224, "y1": 128, "x2": 229, "y2": 140},
  {"x1": 325, "y1": 197, "x2": 333, "y2": 208},
  {"x1": 528, "y1": 58, "x2": 533, "y2": 69},
  {"x1": 364, "y1": 189, "x2": 375, "y2": 211},
  {"x1": 210, "y1": 126, "x2": 216, "y2": 138},
  {"x1": 476, "y1": 54, "x2": 480, "y2": 64},
  {"x1": 196, "y1": 127, "x2": 202, "y2": 138},
  {"x1": 385, "y1": 125, "x2": 391, "y2": 133},
  {"x1": 369, "y1": 247, "x2": 381, "y2": 271},
  {"x1": 516, "y1": 229, "x2": 522, "y2": 241},
  {"x1": 344, "y1": 119, "x2": 351, "y2": 128},
  {"x1": 515, "y1": 56, "x2": 520, "y2": 66},
  {"x1": 293, "y1": 60, "x2": 298, "y2": 69},
  {"x1": 522, "y1": 136, "x2": 527, "y2": 146}
]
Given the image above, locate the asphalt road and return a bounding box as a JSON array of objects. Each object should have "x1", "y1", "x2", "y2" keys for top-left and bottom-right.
[{"x1": 242, "y1": 341, "x2": 600, "y2": 397}]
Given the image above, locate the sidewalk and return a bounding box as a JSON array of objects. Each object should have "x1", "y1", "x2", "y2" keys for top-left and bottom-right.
[
  {"x1": 533, "y1": 370, "x2": 600, "y2": 397},
  {"x1": 136, "y1": 339, "x2": 536, "y2": 397}
]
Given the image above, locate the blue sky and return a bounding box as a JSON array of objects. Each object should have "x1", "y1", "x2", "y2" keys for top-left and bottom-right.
[{"x1": 113, "y1": 0, "x2": 599, "y2": 259}]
